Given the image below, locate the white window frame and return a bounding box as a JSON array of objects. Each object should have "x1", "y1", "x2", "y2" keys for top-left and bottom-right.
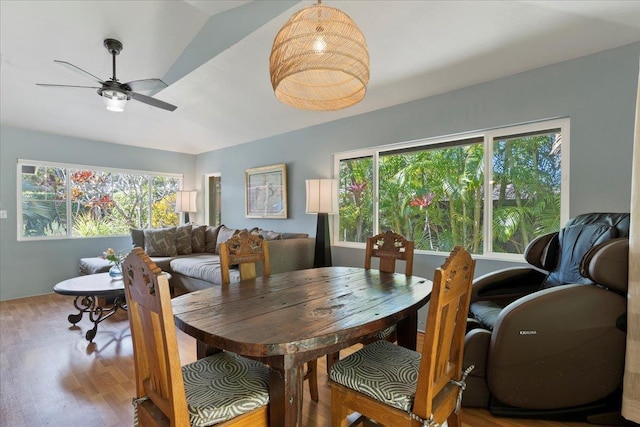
[
  {"x1": 17, "y1": 159, "x2": 183, "y2": 241},
  {"x1": 332, "y1": 117, "x2": 570, "y2": 261}
]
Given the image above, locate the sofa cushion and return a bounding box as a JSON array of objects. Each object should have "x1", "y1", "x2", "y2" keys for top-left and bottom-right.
[
  {"x1": 144, "y1": 227, "x2": 178, "y2": 257},
  {"x1": 250, "y1": 228, "x2": 283, "y2": 241},
  {"x1": 176, "y1": 224, "x2": 193, "y2": 255},
  {"x1": 131, "y1": 228, "x2": 145, "y2": 248},
  {"x1": 205, "y1": 225, "x2": 222, "y2": 253},
  {"x1": 215, "y1": 226, "x2": 240, "y2": 254},
  {"x1": 191, "y1": 225, "x2": 206, "y2": 253},
  {"x1": 170, "y1": 254, "x2": 241, "y2": 284},
  {"x1": 281, "y1": 232, "x2": 309, "y2": 239},
  {"x1": 79, "y1": 257, "x2": 112, "y2": 275}
]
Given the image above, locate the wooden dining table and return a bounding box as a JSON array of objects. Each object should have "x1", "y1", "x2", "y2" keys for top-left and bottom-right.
[{"x1": 171, "y1": 266, "x2": 432, "y2": 427}]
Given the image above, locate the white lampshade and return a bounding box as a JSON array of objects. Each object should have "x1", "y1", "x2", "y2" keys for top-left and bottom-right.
[
  {"x1": 175, "y1": 190, "x2": 197, "y2": 213},
  {"x1": 306, "y1": 179, "x2": 338, "y2": 214}
]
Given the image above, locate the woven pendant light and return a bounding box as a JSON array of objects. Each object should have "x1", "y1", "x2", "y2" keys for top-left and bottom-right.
[{"x1": 269, "y1": 0, "x2": 369, "y2": 111}]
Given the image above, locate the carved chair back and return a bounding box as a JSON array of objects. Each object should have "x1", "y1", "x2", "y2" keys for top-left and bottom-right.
[
  {"x1": 365, "y1": 230, "x2": 414, "y2": 275},
  {"x1": 219, "y1": 230, "x2": 271, "y2": 284}
]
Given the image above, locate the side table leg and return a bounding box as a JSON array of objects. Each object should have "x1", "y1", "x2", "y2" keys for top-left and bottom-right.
[{"x1": 69, "y1": 295, "x2": 96, "y2": 325}]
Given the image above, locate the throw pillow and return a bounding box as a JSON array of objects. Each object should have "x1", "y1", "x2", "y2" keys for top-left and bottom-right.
[
  {"x1": 144, "y1": 228, "x2": 178, "y2": 257},
  {"x1": 252, "y1": 228, "x2": 283, "y2": 241},
  {"x1": 215, "y1": 225, "x2": 240, "y2": 254},
  {"x1": 191, "y1": 225, "x2": 206, "y2": 253},
  {"x1": 205, "y1": 225, "x2": 223, "y2": 253},
  {"x1": 175, "y1": 224, "x2": 193, "y2": 255},
  {"x1": 130, "y1": 228, "x2": 145, "y2": 248}
]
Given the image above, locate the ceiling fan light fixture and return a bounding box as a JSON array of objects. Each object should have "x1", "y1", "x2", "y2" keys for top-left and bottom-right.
[
  {"x1": 269, "y1": 0, "x2": 369, "y2": 111},
  {"x1": 101, "y1": 88, "x2": 128, "y2": 112}
]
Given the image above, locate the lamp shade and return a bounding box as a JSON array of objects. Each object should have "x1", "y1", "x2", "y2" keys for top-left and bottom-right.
[
  {"x1": 101, "y1": 88, "x2": 128, "y2": 112},
  {"x1": 270, "y1": 0, "x2": 369, "y2": 111},
  {"x1": 175, "y1": 190, "x2": 197, "y2": 213},
  {"x1": 306, "y1": 179, "x2": 338, "y2": 214}
]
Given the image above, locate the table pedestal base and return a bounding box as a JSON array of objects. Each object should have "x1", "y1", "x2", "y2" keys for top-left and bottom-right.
[{"x1": 67, "y1": 295, "x2": 127, "y2": 342}]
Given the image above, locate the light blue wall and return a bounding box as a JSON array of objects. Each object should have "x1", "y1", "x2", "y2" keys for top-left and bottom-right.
[
  {"x1": 195, "y1": 43, "x2": 639, "y2": 328},
  {"x1": 0, "y1": 127, "x2": 196, "y2": 300},
  {"x1": 2, "y1": 42, "x2": 638, "y2": 303}
]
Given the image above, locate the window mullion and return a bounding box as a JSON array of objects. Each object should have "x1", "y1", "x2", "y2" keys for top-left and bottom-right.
[
  {"x1": 66, "y1": 167, "x2": 72, "y2": 238},
  {"x1": 373, "y1": 151, "x2": 380, "y2": 236},
  {"x1": 483, "y1": 135, "x2": 494, "y2": 255}
]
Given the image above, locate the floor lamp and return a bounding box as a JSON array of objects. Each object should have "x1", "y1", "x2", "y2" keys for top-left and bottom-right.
[
  {"x1": 175, "y1": 190, "x2": 197, "y2": 223},
  {"x1": 306, "y1": 179, "x2": 338, "y2": 268}
]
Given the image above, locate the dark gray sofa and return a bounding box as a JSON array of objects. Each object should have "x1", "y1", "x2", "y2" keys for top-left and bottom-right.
[
  {"x1": 80, "y1": 224, "x2": 315, "y2": 293},
  {"x1": 130, "y1": 224, "x2": 315, "y2": 293}
]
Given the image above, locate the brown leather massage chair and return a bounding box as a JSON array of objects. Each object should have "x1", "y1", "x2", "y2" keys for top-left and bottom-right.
[{"x1": 462, "y1": 212, "x2": 630, "y2": 424}]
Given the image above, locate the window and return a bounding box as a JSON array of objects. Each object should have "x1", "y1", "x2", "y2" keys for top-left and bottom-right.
[
  {"x1": 335, "y1": 118, "x2": 568, "y2": 258},
  {"x1": 18, "y1": 160, "x2": 182, "y2": 240}
]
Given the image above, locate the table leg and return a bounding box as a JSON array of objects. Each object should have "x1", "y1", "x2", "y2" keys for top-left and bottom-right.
[
  {"x1": 267, "y1": 355, "x2": 304, "y2": 427},
  {"x1": 196, "y1": 341, "x2": 222, "y2": 359},
  {"x1": 396, "y1": 311, "x2": 418, "y2": 350},
  {"x1": 67, "y1": 294, "x2": 126, "y2": 342}
]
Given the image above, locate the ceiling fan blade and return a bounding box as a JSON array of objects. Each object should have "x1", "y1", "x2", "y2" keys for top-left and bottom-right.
[
  {"x1": 36, "y1": 83, "x2": 101, "y2": 89},
  {"x1": 129, "y1": 92, "x2": 177, "y2": 112},
  {"x1": 54, "y1": 60, "x2": 104, "y2": 84},
  {"x1": 125, "y1": 78, "x2": 168, "y2": 94}
]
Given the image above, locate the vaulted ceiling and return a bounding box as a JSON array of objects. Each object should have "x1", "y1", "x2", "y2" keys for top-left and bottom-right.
[{"x1": 1, "y1": 1, "x2": 639, "y2": 154}]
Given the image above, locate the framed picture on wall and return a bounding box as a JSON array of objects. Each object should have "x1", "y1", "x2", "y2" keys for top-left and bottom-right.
[{"x1": 245, "y1": 163, "x2": 288, "y2": 219}]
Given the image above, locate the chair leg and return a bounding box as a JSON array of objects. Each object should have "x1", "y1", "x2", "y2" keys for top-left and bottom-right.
[
  {"x1": 331, "y1": 389, "x2": 350, "y2": 427},
  {"x1": 447, "y1": 410, "x2": 462, "y2": 427},
  {"x1": 305, "y1": 360, "x2": 319, "y2": 402},
  {"x1": 327, "y1": 351, "x2": 340, "y2": 374}
]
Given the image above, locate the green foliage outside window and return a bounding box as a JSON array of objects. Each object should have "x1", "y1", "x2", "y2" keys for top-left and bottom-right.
[
  {"x1": 20, "y1": 163, "x2": 181, "y2": 239},
  {"x1": 338, "y1": 123, "x2": 563, "y2": 256}
]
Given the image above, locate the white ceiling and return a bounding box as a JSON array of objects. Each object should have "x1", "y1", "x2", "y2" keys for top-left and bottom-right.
[{"x1": 1, "y1": 1, "x2": 639, "y2": 155}]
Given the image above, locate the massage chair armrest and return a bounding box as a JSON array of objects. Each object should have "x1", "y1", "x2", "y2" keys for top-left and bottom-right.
[
  {"x1": 487, "y1": 284, "x2": 627, "y2": 408},
  {"x1": 580, "y1": 237, "x2": 629, "y2": 293},
  {"x1": 471, "y1": 267, "x2": 547, "y2": 305}
]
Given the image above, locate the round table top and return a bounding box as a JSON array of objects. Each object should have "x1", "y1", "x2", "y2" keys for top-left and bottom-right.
[{"x1": 54, "y1": 272, "x2": 171, "y2": 297}]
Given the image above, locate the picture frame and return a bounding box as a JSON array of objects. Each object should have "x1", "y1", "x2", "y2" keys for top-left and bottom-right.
[{"x1": 245, "y1": 163, "x2": 288, "y2": 219}]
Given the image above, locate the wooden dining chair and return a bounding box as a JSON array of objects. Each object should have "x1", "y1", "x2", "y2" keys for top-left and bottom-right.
[
  {"x1": 326, "y1": 230, "x2": 415, "y2": 372},
  {"x1": 364, "y1": 230, "x2": 414, "y2": 276},
  {"x1": 219, "y1": 230, "x2": 319, "y2": 403},
  {"x1": 219, "y1": 230, "x2": 271, "y2": 285},
  {"x1": 329, "y1": 246, "x2": 476, "y2": 427},
  {"x1": 363, "y1": 230, "x2": 414, "y2": 342},
  {"x1": 122, "y1": 247, "x2": 270, "y2": 427}
]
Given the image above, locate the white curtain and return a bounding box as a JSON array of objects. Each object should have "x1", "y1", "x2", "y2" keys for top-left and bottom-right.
[{"x1": 622, "y1": 59, "x2": 640, "y2": 424}]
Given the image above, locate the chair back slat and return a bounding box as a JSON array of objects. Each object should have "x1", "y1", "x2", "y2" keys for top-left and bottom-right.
[
  {"x1": 365, "y1": 230, "x2": 414, "y2": 275},
  {"x1": 123, "y1": 247, "x2": 190, "y2": 427},
  {"x1": 413, "y1": 246, "x2": 475, "y2": 423},
  {"x1": 220, "y1": 230, "x2": 271, "y2": 284}
]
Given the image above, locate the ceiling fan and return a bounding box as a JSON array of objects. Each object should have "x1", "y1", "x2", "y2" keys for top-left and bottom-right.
[{"x1": 36, "y1": 39, "x2": 177, "y2": 112}]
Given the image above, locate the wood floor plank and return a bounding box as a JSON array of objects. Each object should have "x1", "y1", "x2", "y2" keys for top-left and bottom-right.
[{"x1": 0, "y1": 292, "x2": 608, "y2": 427}]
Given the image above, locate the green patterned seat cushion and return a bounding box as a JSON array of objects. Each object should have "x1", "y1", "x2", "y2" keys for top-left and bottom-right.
[
  {"x1": 370, "y1": 325, "x2": 396, "y2": 341},
  {"x1": 183, "y1": 352, "x2": 269, "y2": 426},
  {"x1": 329, "y1": 340, "x2": 420, "y2": 412}
]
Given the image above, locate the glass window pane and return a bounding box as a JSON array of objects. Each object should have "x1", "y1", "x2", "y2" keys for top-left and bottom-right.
[
  {"x1": 20, "y1": 161, "x2": 182, "y2": 239},
  {"x1": 492, "y1": 130, "x2": 562, "y2": 254},
  {"x1": 338, "y1": 157, "x2": 373, "y2": 243},
  {"x1": 21, "y1": 165, "x2": 68, "y2": 237},
  {"x1": 380, "y1": 142, "x2": 484, "y2": 254},
  {"x1": 151, "y1": 176, "x2": 180, "y2": 227}
]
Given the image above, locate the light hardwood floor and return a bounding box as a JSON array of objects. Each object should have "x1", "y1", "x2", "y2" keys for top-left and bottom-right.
[{"x1": 0, "y1": 292, "x2": 606, "y2": 427}]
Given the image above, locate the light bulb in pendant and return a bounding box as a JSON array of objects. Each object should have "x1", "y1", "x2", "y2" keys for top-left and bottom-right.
[{"x1": 313, "y1": 25, "x2": 326, "y2": 53}]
